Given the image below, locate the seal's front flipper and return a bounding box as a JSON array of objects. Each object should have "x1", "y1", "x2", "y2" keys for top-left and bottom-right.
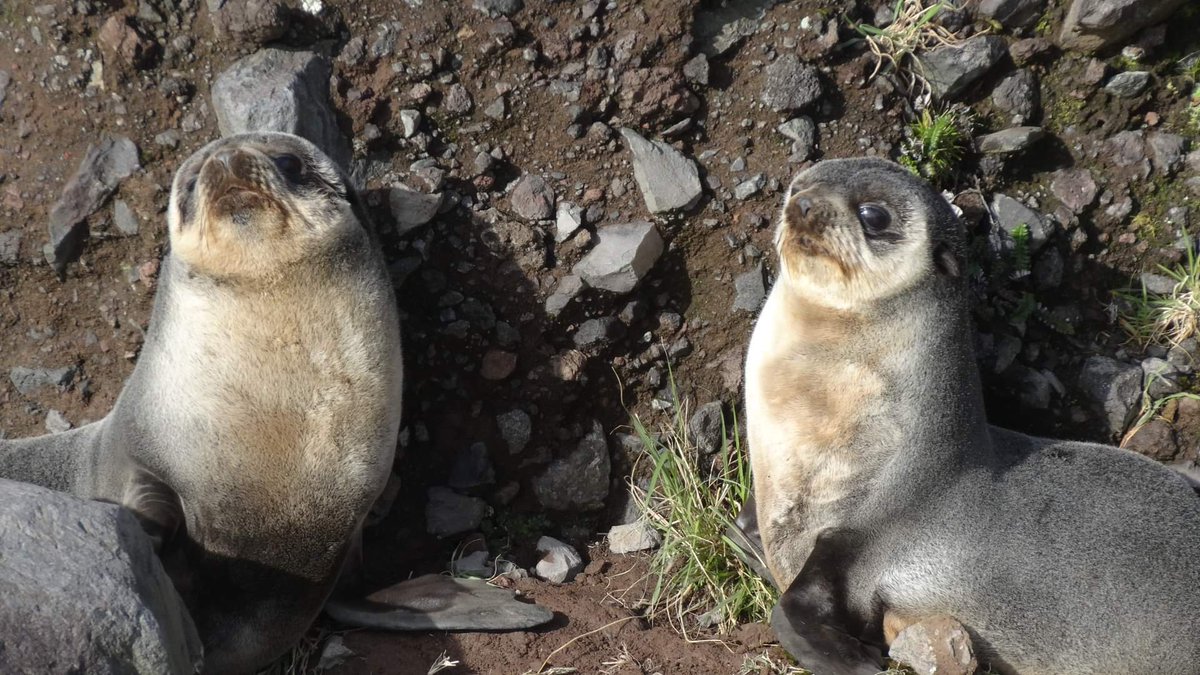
[
  {"x1": 771, "y1": 529, "x2": 883, "y2": 675},
  {"x1": 726, "y1": 493, "x2": 776, "y2": 588},
  {"x1": 324, "y1": 574, "x2": 555, "y2": 631},
  {"x1": 0, "y1": 422, "x2": 103, "y2": 493}
]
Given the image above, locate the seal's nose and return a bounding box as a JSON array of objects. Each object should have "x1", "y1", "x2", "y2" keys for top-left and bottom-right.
[
  {"x1": 794, "y1": 197, "x2": 813, "y2": 217},
  {"x1": 210, "y1": 148, "x2": 239, "y2": 170}
]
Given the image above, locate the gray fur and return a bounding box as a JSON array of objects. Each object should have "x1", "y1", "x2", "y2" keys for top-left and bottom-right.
[{"x1": 748, "y1": 158, "x2": 1200, "y2": 675}]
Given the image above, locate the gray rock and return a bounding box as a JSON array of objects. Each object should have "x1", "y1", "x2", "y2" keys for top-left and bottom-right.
[
  {"x1": 608, "y1": 521, "x2": 662, "y2": 554},
  {"x1": 497, "y1": 409, "x2": 532, "y2": 454},
  {"x1": 388, "y1": 185, "x2": 443, "y2": 235},
  {"x1": 483, "y1": 96, "x2": 507, "y2": 120},
  {"x1": 694, "y1": 0, "x2": 779, "y2": 56},
  {"x1": 545, "y1": 274, "x2": 586, "y2": 315},
  {"x1": 1140, "y1": 272, "x2": 1177, "y2": 295},
  {"x1": 533, "y1": 536, "x2": 583, "y2": 584},
  {"x1": 733, "y1": 263, "x2": 767, "y2": 313},
  {"x1": 555, "y1": 201, "x2": 584, "y2": 243},
  {"x1": 620, "y1": 128, "x2": 702, "y2": 214},
  {"x1": 211, "y1": 48, "x2": 350, "y2": 169},
  {"x1": 45, "y1": 409, "x2": 71, "y2": 434},
  {"x1": 0, "y1": 230, "x2": 20, "y2": 266},
  {"x1": 1148, "y1": 132, "x2": 1188, "y2": 176},
  {"x1": 888, "y1": 615, "x2": 977, "y2": 675},
  {"x1": 1059, "y1": 0, "x2": 1187, "y2": 53},
  {"x1": 1032, "y1": 247, "x2": 1064, "y2": 289},
  {"x1": 0, "y1": 479, "x2": 202, "y2": 674},
  {"x1": 510, "y1": 175, "x2": 555, "y2": 221},
  {"x1": 0, "y1": 70, "x2": 9, "y2": 112},
  {"x1": 760, "y1": 53, "x2": 822, "y2": 112},
  {"x1": 425, "y1": 487, "x2": 487, "y2": 537},
  {"x1": 1010, "y1": 366, "x2": 1053, "y2": 409},
  {"x1": 689, "y1": 401, "x2": 725, "y2": 455},
  {"x1": 448, "y1": 442, "x2": 495, "y2": 490},
  {"x1": 683, "y1": 53, "x2": 709, "y2": 86},
  {"x1": 573, "y1": 222, "x2": 665, "y2": 293},
  {"x1": 1104, "y1": 70, "x2": 1150, "y2": 98},
  {"x1": 573, "y1": 317, "x2": 625, "y2": 349},
  {"x1": 399, "y1": 109, "x2": 421, "y2": 138},
  {"x1": 1142, "y1": 357, "x2": 1182, "y2": 399},
  {"x1": 10, "y1": 366, "x2": 75, "y2": 396},
  {"x1": 991, "y1": 193, "x2": 1051, "y2": 252},
  {"x1": 208, "y1": 0, "x2": 286, "y2": 45},
  {"x1": 474, "y1": 0, "x2": 522, "y2": 17},
  {"x1": 991, "y1": 69, "x2": 1041, "y2": 124},
  {"x1": 154, "y1": 130, "x2": 181, "y2": 148},
  {"x1": 1050, "y1": 168, "x2": 1097, "y2": 214},
  {"x1": 733, "y1": 174, "x2": 766, "y2": 200},
  {"x1": 778, "y1": 116, "x2": 816, "y2": 161},
  {"x1": 443, "y1": 83, "x2": 473, "y2": 116},
  {"x1": 531, "y1": 420, "x2": 611, "y2": 511},
  {"x1": 922, "y1": 35, "x2": 1008, "y2": 100},
  {"x1": 977, "y1": 126, "x2": 1045, "y2": 154},
  {"x1": 978, "y1": 0, "x2": 1046, "y2": 29},
  {"x1": 315, "y1": 635, "x2": 355, "y2": 673},
  {"x1": 47, "y1": 135, "x2": 140, "y2": 272},
  {"x1": 112, "y1": 199, "x2": 139, "y2": 236},
  {"x1": 1078, "y1": 355, "x2": 1142, "y2": 437}
]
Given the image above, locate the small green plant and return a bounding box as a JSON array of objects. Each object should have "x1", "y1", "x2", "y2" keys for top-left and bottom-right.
[
  {"x1": 628, "y1": 385, "x2": 775, "y2": 635},
  {"x1": 852, "y1": 0, "x2": 959, "y2": 97},
  {"x1": 1116, "y1": 241, "x2": 1200, "y2": 348},
  {"x1": 898, "y1": 107, "x2": 969, "y2": 184},
  {"x1": 1010, "y1": 223, "x2": 1031, "y2": 275},
  {"x1": 1187, "y1": 84, "x2": 1200, "y2": 135},
  {"x1": 1034, "y1": 10, "x2": 1054, "y2": 36}
]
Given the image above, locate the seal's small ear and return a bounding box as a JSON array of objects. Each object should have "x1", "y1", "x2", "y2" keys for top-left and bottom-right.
[{"x1": 933, "y1": 242, "x2": 961, "y2": 278}]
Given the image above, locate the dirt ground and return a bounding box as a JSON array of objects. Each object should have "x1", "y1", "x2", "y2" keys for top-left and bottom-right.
[{"x1": 2, "y1": 0, "x2": 1200, "y2": 672}]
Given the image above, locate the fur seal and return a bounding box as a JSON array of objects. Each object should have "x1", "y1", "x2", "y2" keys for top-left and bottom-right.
[
  {"x1": 739, "y1": 157, "x2": 1200, "y2": 675},
  {"x1": 0, "y1": 132, "x2": 550, "y2": 673}
]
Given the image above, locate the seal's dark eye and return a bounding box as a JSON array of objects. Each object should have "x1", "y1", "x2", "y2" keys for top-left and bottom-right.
[
  {"x1": 272, "y1": 154, "x2": 303, "y2": 181},
  {"x1": 857, "y1": 204, "x2": 891, "y2": 236},
  {"x1": 185, "y1": 178, "x2": 197, "y2": 194}
]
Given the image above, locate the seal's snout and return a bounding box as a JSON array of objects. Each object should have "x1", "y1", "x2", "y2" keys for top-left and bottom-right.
[
  {"x1": 782, "y1": 190, "x2": 825, "y2": 236},
  {"x1": 200, "y1": 147, "x2": 271, "y2": 208}
]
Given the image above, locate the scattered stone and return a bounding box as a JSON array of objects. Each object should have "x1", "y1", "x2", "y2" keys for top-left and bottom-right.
[
  {"x1": 45, "y1": 410, "x2": 71, "y2": 434},
  {"x1": 555, "y1": 202, "x2": 584, "y2": 243},
  {"x1": 977, "y1": 0, "x2": 1045, "y2": 29},
  {"x1": 991, "y1": 193, "x2": 1051, "y2": 253},
  {"x1": 0, "y1": 479, "x2": 202, "y2": 674},
  {"x1": 510, "y1": 175, "x2": 555, "y2": 221},
  {"x1": 694, "y1": 0, "x2": 779, "y2": 56},
  {"x1": 212, "y1": 49, "x2": 350, "y2": 169},
  {"x1": 47, "y1": 135, "x2": 140, "y2": 273},
  {"x1": 497, "y1": 409, "x2": 532, "y2": 454},
  {"x1": 616, "y1": 68, "x2": 700, "y2": 126},
  {"x1": 733, "y1": 263, "x2": 767, "y2": 313},
  {"x1": 443, "y1": 83, "x2": 473, "y2": 116},
  {"x1": 398, "y1": 110, "x2": 422, "y2": 140},
  {"x1": 208, "y1": 0, "x2": 287, "y2": 45},
  {"x1": 888, "y1": 615, "x2": 977, "y2": 675},
  {"x1": 760, "y1": 53, "x2": 822, "y2": 113},
  {"x1": 620, "y1": 128, "x2": 702, "y2": 214},
  {"x1": 484, "y1": 96, "x2": 507, "y2": 120},
  {"x1": 1032, "y1": 247, "x2": 1063, "y2": 289},
  {"x1": 573, "y1": 222, "x2": 665, "y2": 293},
  {"x1": 991, "y1": 69, "x2": 1041, "y2": 124},
  {"x1": 1009, "y1": 37, "x2": 1054, "y2": 65},
  {"x1": 1142, "y1": 357, "x2": 1182, "y2": 399},
  {"x1": 683, "y1": 53, "x2": 710, "y2": 86},
  {"x1": 574, "y1": 317, "x2": 625, "y2": 349},
  {"x1": 531, "y1": 420, "x2": 611, "y2": 511},
  {"x1": 689, "y1": 401, "x2": 725, "y2": 455},
  {"x1": 922, "y1": 35, "x2": 1008, "y2": 100},
  {"x1": 545, "y1": 274, "x2": 586, "y2": 315},
  {"x1": 1059, "y1": 0, "x2": 1187, "y2": 53},
  {"x1": 608, "y1": 521, "x2": 662, "y2": 554},
  {"x1": 388, "y1": 185, "x2": 442, "y2": 235},
  {"x1": 154, "y1": 130, "x2": 181, "y2": 148},
  {"x1": 1147, "y1": 132, "x2": 1187, "y2": 176},
  {"x1": 533, "y1": 536, "x2": 584, "y2": 584},
  {"x1": 1078, "y1": 355, "x2": 1142, "y2": 437},
  {"x1": 1050, "y1": 168, "x2": 1097, "y2": 214},
  {"x1": 481, "y1": 350, "x2": 518, "y2": 380},
  {"x1": 10, "y1": 366, "x2": 76, "y2": 396},
  {"x1": 449, "y1": 442, "x2": 495, "y2": 490},
  {"x1": 977, "y1": 127, "x2": 1045, "y2": 154},
  {"x1": 474, "y1": 0, "x2": 522, "y2": 17},
  {"x1": 0, "y1": 230, "x2": 20, "y2": 266},
  {"x1": 0, "y1": 70, "x2": 9, "y2": 112},
  {"x1": 315, "y1": 635, "x2": 355, "y2": 673},
  {"x1": 1104, "y1": 71, "x2": 1150, "y2": 98},
  {"x1": 1124, "y1": 418, "x2": 1178, "y2": 461},
  {"x1": 112, "y1": 199, "x2": 139, "y2": 236},
  {"x1": 97, "y1": 15, "x2": 159, "y2": 69},
  {"x1": 778, "y1": 116, "x2": 817, "y2": 161},
  {"x1": 733, "y1": 174, "x2": 766, "y2": 200},
  {"x1": 1009, "y1": 366, "x2": 1053, "y2": 409},
  {"x1": 425, "y1": 487, "x2": 487, "y2": 537}
]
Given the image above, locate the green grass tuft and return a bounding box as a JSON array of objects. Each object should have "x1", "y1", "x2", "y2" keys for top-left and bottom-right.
[
  {"x1": 628, "y1": 384, "x2": 775, "y2": 636},
  {"x1": 1116, "y1": 240, "x2": 1200, "y2": 348},
  {"x1": 852, "y1": 0, "x2": 960, "y2": 98},
  {"x1": 898, "y1": 107, "x2": 969, "y2": 185}
]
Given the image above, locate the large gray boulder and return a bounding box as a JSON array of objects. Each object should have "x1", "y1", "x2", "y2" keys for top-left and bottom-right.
[
  {"x1": 1059, "y1": 0, "x2": 1187, "y2": 53},
  {"x1": 211, "y1": 48, "x2": 351, "y2": 169},
  {"x1": 0, "y1": 479, "x2": 202, "y2": 674}
]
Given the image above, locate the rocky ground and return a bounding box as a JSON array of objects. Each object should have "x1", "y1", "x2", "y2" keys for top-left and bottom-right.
[{"x1": 1, "y1": 0, "x2": 1199, "y2": 672}]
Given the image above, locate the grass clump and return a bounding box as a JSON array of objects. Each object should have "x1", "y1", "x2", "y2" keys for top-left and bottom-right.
[
  {"x1": 853, "y1": 0, "x2": 959, "y2": 98},
  {"x1": 1117, "y1": 243, "x2": 1200, "y2": 348},
  {"x1": 898, "y1": 107, "x2": 970, "y2": 185},
  {"x1": 628, "y1": 393, "x2": 775, "y2": 636}
]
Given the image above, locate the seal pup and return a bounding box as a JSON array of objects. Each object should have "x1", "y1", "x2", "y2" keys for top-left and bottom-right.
[
  {"x1": 0, "y1": 132, "x2": 550, "y2": 673},
  {"x1": 741, "y1": 157, "x2": 1200, "y2": 675}
]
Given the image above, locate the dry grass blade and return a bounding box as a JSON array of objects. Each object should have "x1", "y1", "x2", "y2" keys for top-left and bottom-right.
[
  {"x1": 427, "y1": 651, "x2": 461, "y2": 674},
  {"x1": 853, "y1": 0, "x2": 962, "y2": 99},
  {"x1": 1116, "y1": 240, "x2": 1200, "y2": 348}
]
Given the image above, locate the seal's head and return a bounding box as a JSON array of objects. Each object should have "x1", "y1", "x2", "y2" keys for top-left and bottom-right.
[
  {"x1": 168, "y1": 132, "x2": 366, "y2": 279},
  {"x1": 774, "y1": 158, "x2": 963, "y2": 309}
]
